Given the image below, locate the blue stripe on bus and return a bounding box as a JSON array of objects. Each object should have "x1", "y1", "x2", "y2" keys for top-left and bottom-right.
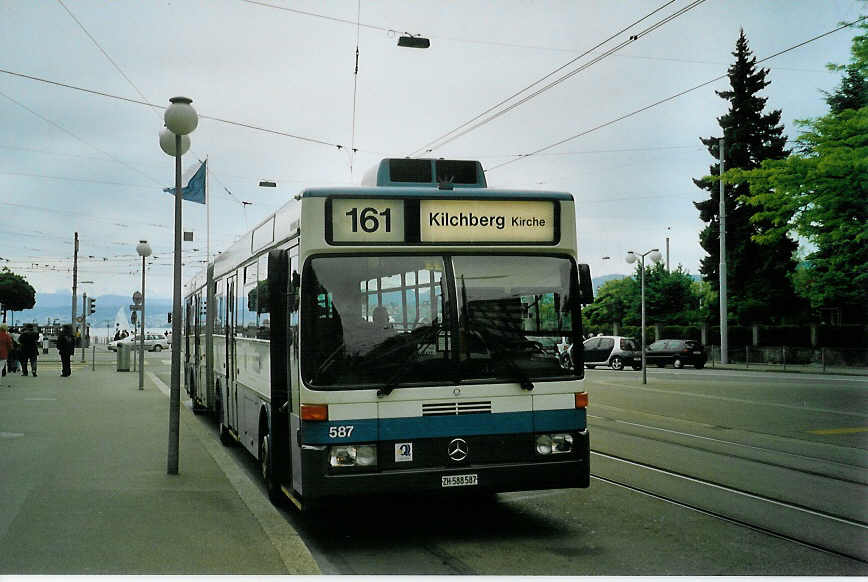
[{"x1": 302, "y1": 409, "x2": 586, "y2": 444}]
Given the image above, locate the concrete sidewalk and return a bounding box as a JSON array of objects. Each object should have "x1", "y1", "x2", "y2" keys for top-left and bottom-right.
[{"x1": 0, "y1": 358, "x2": 320, "y2": 575}]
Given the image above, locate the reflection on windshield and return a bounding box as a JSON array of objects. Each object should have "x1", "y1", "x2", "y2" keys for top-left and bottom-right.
[
  {"x1": 453, "y1": 256, "x2": 575, "y2": 384},
  {"x1": 302, "y1": 256, "x2": 453, "y2": 388},
  {"x1": 301, "y1": 255, "x2": 579, "y2": 390}
]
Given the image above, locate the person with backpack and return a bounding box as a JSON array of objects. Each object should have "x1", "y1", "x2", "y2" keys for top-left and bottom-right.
[{"x1": 57, "y1": 325, "x2": 76, "y2": 378}]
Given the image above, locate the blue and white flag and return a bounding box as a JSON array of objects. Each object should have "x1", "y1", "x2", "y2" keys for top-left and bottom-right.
[{"x1": 163, "y1": 160, "x2": 206, "y2": 204}]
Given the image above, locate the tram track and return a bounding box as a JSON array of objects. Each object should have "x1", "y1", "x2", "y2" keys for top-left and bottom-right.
[{"x1": 590, "y1": 450, "x2": 868, "y2": 562}]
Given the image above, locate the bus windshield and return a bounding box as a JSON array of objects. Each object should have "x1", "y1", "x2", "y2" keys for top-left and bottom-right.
[{"x1": 301, "y1": 254, "x2": 579, "y2": 390}]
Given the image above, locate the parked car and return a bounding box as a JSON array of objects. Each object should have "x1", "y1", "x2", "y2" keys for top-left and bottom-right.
[
  {"x1": 645, "y1": 339, "x2": 707, "y2": 369},
  {"x1": 581, "y1": 335, "x2": 642, "y2": 370},
  {"x1": 108, "y1": 333, "x2": 169, "y2": 352}
]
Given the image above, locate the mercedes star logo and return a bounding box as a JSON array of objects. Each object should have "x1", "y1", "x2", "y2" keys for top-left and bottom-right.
[{"x1": 447, "y1": 438, "x2": 469, "y2": 462}]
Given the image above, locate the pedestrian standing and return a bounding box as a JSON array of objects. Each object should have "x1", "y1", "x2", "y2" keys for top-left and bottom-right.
[
  {"x1": 58, "y1": 324, "x2": 75, "y2": 378},
  {"x1": 18, "y1": 323, "x2": 39, "y2": 377},
  {"x1": 0, "y1": 324, "x2": 12, "y2": 377}
]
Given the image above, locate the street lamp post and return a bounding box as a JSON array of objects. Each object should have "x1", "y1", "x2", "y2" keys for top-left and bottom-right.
[
  {"x1": 626, "y1": 248, "x2": 662, "y2": 384},
  {"x1": 160, "y1": 96, "x2": 198, "y2": 475},
  {"x1": 136, "y1": 240, "x2": 152, "y2": 391}
]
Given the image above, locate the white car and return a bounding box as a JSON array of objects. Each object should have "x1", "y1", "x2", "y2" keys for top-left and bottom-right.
[{"x1": 108, "y1": 333, "x2": 169, "y2": 352}]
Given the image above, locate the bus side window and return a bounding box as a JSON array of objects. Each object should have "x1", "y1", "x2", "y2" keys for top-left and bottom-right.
[
  {"x1": 256, "y1": 254, "x2": 270, "y2": 339},
  {"x1": 289, "y1": 250, "x2": 299, "y2": 349},
  {"x1": 215, "y1": 279, "x2": 225, "y2": 334}
]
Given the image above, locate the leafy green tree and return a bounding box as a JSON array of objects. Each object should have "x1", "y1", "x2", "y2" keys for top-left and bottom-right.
[
  {"x1": 583, "y1": 277, "x2": 637, "y2": 328},
  {"x1": 0, "y1": 267, "x2": 36, "y2": 322},
  {"x1": 643, "y1": 264, "x2": 701, "y2": 325},
  {"x1": 584, "y1": 266, "x2": 702, "y2": 329},
  {"x1": 693, "y1": 29, "x2": 801, "y2": 324},
  {"x1": 731, "y1": 21, "x2": 868, "y2": 321}
]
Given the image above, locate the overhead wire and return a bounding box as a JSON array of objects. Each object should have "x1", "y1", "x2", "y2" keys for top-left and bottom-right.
[
  {"x1": 485, "y1": 15, "x2": 868, "y2": 173},
  {"x1": 0, "y1": 88, "x2": 164, "y2": 187},
  {"x1": 0, "y1": 67, "x2": 353, "y2": 153},
  {"x1": 56, "y1": 0, "x2": 253, "y2": 212},
  {"x1": 349, "y1": 0, "x2": 361, "y2": 176},
  {"x1": 407, "y1": 0, "x2": 701, "y2": 156}
]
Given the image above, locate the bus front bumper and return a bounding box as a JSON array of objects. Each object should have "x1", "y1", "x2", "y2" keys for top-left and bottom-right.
[{"x1": 299, "y1": 431, "x2": 589, "y2": 501}]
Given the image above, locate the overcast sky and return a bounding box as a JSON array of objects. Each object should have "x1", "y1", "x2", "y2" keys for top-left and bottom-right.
[{"x1": 0, "y1": 0, "x2": 862, "y2": 302}]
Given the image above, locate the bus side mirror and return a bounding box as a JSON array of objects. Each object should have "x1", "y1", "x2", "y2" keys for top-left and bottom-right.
[{"x1": 577, "y1": 264, "x2": 594, "y2": 305}]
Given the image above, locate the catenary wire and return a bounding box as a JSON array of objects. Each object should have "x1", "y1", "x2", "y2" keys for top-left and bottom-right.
[
  {"x1": 56, "y1": 0, "x2": 251, "y2": 210},
  {"x1": 407, "y1": 0, "x2": 681, "y2": 156},
  {"x1": 485, "y1": 15, "x2": 868, "y2": 173}
]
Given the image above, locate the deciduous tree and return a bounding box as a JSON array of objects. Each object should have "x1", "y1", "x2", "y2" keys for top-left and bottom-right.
[{"x1": 0, "y1": 268, "x2": 36, "y2": 322}]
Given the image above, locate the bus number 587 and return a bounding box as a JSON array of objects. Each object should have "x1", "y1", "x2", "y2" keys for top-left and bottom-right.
[{"x1": 346, "y1": 207, "x2": 391, "y2": 234}]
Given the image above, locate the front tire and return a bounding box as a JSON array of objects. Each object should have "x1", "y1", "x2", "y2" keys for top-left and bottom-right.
[
  {"x1": 259, "y1": 431, "x2": 282, "y2": 504},
  {"x1": 610, "y1": 357, "x2": 624, "y2": 371},
  {"x1": 695, "y1": 362, "x2": 705, "y2": 369},
  {"x1": 673, "y1": 358, "x2": 684, "y2": 369},
  {"x1": 154, "y1": 345, "x2": 162, "y2": 352}
]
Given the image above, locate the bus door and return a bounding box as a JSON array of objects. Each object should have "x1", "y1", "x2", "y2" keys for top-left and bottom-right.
[
  {"x1": 226, "y1": 274, "x2": 239, "y2": 432},
  {"x1": 194, "y1": 293, "x2": 203, "y2": 402}
]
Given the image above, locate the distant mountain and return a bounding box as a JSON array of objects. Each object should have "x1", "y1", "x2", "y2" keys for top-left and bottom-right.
[
  {"x1": 10, "y1": 292, "x2": 172, "y2": 330},
  {"x1": 592, "y1": 274, "x2": 628, "y2": 293}
]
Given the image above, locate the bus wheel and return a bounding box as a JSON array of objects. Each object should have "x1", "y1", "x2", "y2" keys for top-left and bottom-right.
[
  {"x1": 216, "y1": 391, "x2": 234, "y2": 446},
  {"x1": 259, "y1": 431, "x2": 282, "y2": 505}
]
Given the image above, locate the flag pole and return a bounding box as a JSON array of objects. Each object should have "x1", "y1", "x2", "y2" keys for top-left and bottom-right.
[{"x1": 205, "y1": 156, "x2": 210, "y2": 266}]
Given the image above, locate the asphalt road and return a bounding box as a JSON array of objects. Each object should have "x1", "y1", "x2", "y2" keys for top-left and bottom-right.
[{"x1": 141, "y1": 354, "x2": 867, "y2": 575}]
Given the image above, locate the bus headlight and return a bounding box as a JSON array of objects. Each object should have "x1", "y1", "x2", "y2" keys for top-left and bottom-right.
[
  {"x1": 329, "y1": 444, "x2": 378, "y2": 468},
  {"x1": 535, "y1": 433, "x2": 573, "y2": 455}
]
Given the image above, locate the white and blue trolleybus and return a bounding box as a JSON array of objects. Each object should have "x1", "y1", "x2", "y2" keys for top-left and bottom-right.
[{"x1": 183, "y1": 158, "x2": 594, "y2": 508}]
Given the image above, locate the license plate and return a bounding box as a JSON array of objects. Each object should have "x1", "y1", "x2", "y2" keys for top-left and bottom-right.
[
  {"x1": 441, "y1": 474, "x2": 478, "y2": 487},
  {"x1": 693, "y1": 350, "x2": 702, "y2": 354}
]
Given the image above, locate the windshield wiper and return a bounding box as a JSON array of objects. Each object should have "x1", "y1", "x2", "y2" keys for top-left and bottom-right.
[
  {"x1": 377, "y1": 326, "x2": 439, "y2": 397},
  {"x1": 494, "y1": 349, "x2": 534, "y2": 391},
  {"x1": 468, "y1": 326, "x2": 535, "y2": 391}
]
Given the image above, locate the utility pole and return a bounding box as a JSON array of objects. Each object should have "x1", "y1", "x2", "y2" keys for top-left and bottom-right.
[
  {"x1": 71, "y1": 232, "x2": 79, "y2": 339},
  {"x1": 719, "y1": 138, "x2": 729, "y2": 364}
]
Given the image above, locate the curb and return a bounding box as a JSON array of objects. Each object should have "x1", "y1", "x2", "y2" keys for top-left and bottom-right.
[{"x1": 146, "y1": 371, "x2": 321, "y2": 575}]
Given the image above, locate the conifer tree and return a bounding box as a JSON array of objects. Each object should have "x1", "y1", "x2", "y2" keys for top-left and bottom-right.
[{"x1": 693, "y1": 30, "x2": 801, "y2": 324}]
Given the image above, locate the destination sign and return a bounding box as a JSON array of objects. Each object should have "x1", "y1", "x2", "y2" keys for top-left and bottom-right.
[
  {"x1": 420, "y1": 200, "x2": 555, "y2": 243},
  {"x1": 327, "y1": 197, "x2": 557, "y2": 244}
]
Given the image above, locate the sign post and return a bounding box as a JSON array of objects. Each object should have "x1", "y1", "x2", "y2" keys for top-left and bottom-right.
[{"x1": 133, "y1": 291, "x2": 144, "y2": 390}]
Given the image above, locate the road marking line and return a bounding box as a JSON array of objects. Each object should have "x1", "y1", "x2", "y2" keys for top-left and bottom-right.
[
  {"x1": 808, "y1": 427, "x2": 868, "y2": 435},
  {"x1": 0, "y1": 432, "x2": 24, "y2": 438},
  {"x1": 23, "y1": 398, "x2": 57, "y2": 401},
  {"x1": 591, "y1": 379, "x2": 868, "y2": 418}
]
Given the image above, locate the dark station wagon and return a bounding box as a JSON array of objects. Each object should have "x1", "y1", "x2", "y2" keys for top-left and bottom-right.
[{"x1": 645, "y1": 339, "x2": 707, "y2": 369}]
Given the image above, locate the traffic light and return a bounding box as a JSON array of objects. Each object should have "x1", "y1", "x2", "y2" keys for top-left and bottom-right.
[
  {"x1": 167, "y1": 312, "x2": 172, "y2": 324},
  {"x1": 131, "y1": 311, "x2": 137, "y2": 325},
  {"x1": 88, "y1": 297, "x2": 96, "y2": 315}
]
